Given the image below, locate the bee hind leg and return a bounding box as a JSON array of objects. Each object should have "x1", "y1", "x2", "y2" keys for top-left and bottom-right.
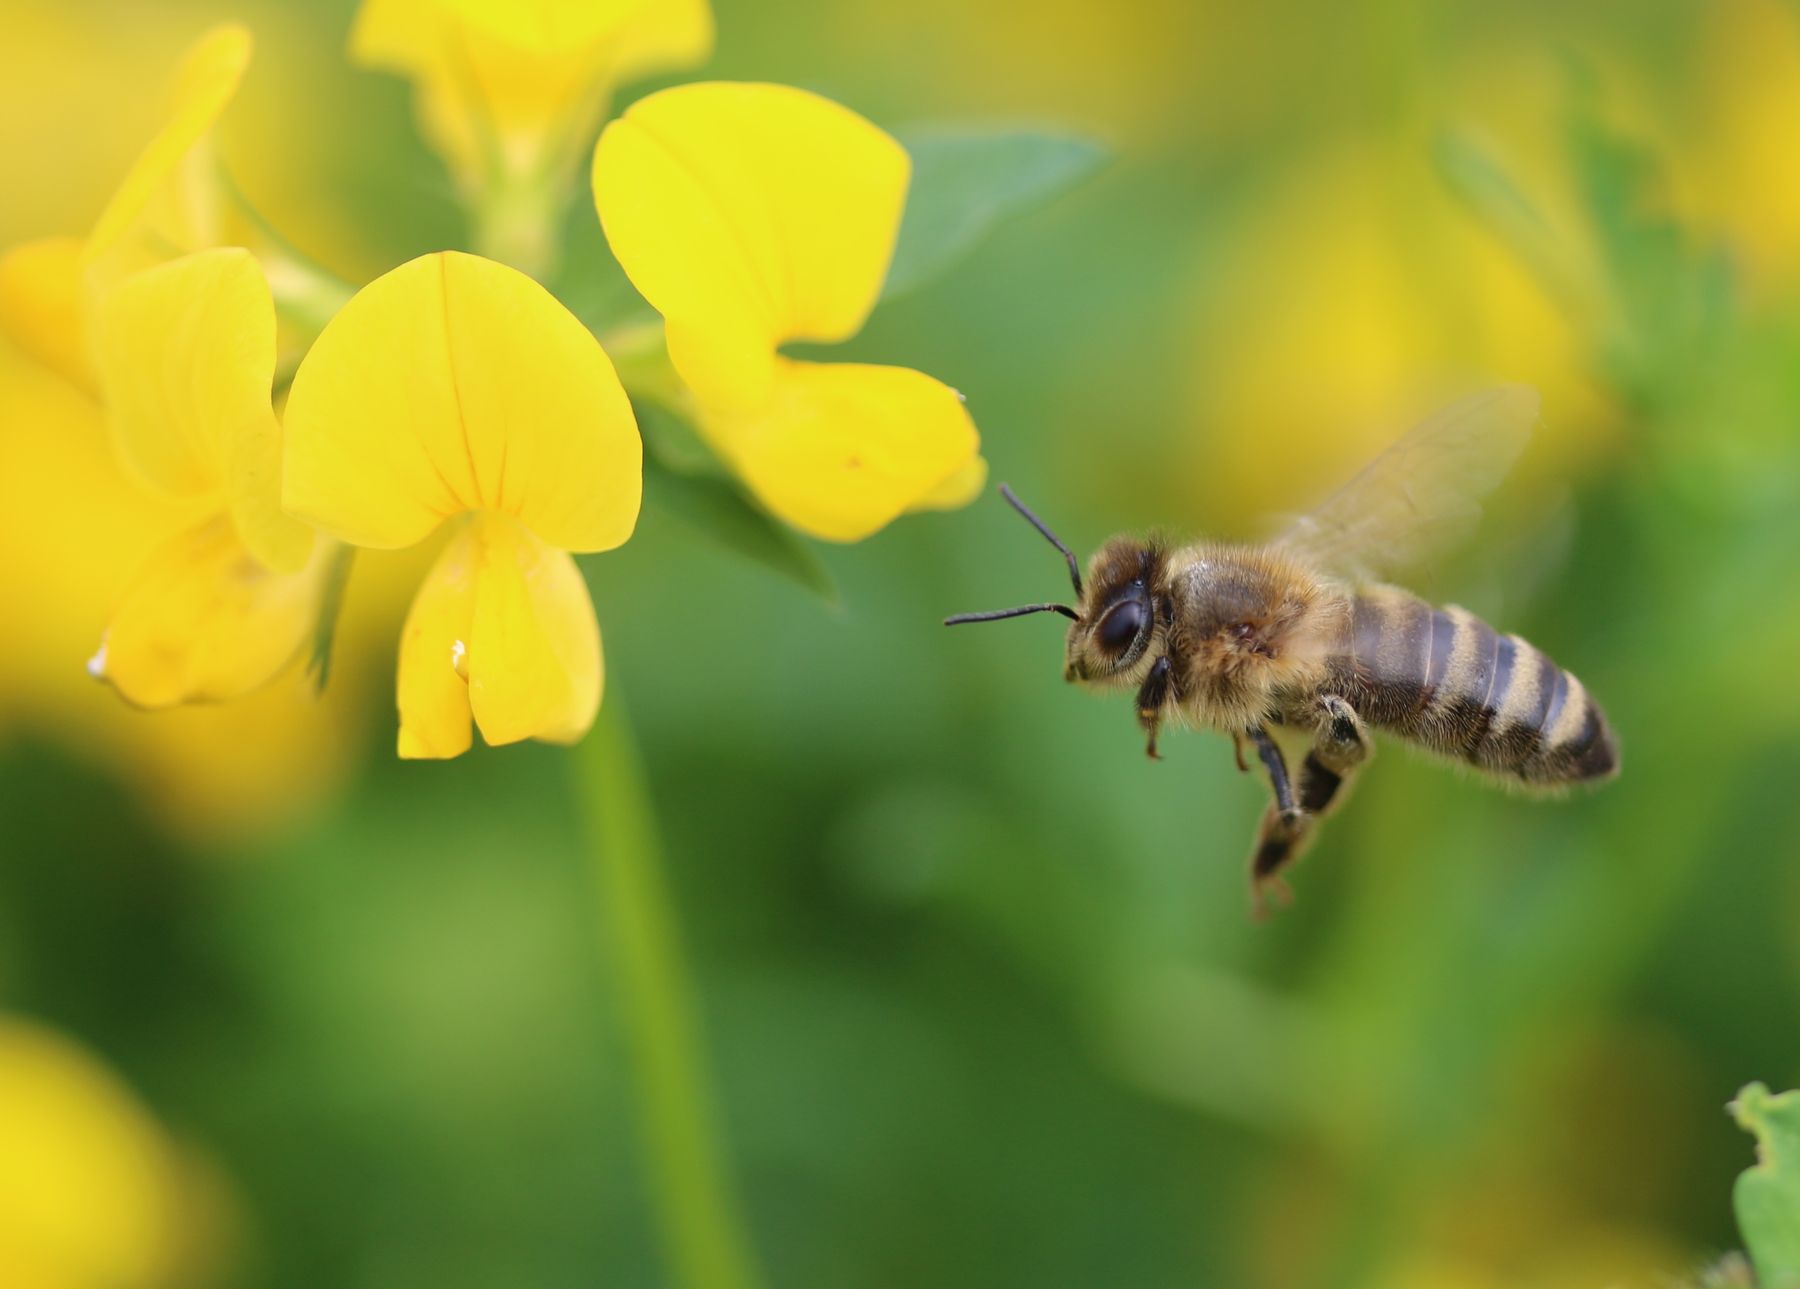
[{"x1": 1245, "y1": 703, "x2": 1370, "y2": 916}]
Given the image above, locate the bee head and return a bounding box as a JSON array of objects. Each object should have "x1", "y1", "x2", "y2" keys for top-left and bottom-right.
[
  {"x1": 1061, "y1": 537, "x2": 1163, "y2": 687},
  {"x1": 942, "y1": 486, "x2": 1163, "y2": 689}
]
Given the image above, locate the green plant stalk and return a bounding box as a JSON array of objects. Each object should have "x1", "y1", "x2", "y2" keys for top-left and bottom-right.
[
  {"x1": 470, "y1": 167, "x2": 566, "y2": 281},
  {"x1": 573, "y1": 692, "x2": 764, "y2": 1289}
]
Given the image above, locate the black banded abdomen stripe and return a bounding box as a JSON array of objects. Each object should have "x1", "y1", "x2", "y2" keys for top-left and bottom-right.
[
  {"x1": 1343, "y1": 588, "x2": 1433, "y2": 728},
  {"x1": 1332, "y1": 596, "x2": 1617, "y2": 786}
]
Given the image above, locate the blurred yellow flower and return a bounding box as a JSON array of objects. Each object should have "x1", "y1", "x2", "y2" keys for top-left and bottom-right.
[
  {"x1": 0, "y1": 27, "x2": 346, "y2": 711},
  {"x1": 0, "y1": 345, "x2": 372, "y2": 839},
  {"x1": 1687, "y1": 0, "x2": 1800, "y2": 299},
  {"x1": 351, "y1": 0, "x2": 712, "y2": 269},
  {"x1": 0, "y1": 1015, "x2": 188, "y2": 1289},
  {"x1": 1183, "y1": 142, "x2": 1612, "y2": 530},
  {"x1": 0, "y1": 21, "x2": 251, "y2": 381},
  {"x1": 282, "y1": 251, "x2": 642, "y2": 758},
  {"x1": 593, "y1": 81, "x2": 985, "y2": 542},
  {"x1": 85, "y1": 247, "x2": 331, "y2": 708},
  {"x1": 0, "y1": 236, "x2": 90, "y2": 391},
  {"x1": 81, "y1": 22, "x2": 252, "y2": 298}
]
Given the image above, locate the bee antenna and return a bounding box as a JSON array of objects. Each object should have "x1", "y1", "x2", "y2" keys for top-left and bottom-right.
[
  {"x1": 999, "y1": 483, "x2": 1082, "y2": 596},
  {"x1": 944, "y1": 603, "x2": 1080, "y2": 626}
]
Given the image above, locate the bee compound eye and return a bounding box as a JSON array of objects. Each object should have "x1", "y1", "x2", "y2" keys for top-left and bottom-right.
[{"x1": 1099, "y1": 599, "x2": 1146, "y2": 652}]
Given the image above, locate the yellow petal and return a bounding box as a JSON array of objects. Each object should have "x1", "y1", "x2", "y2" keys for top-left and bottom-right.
[
  {"x1": 0, "y1": 236, "x2": 93, "y2": 392},
  {"x1": 909, "y1": 453, "x2": 990, "y2": 513},
  {"x1": 93, "y1": 248, "x2": 311, "y2": 571},
  {"x1": 593, "y1": 82, "x2": 909, "y2": 409},
  {"x1": 443, "y1": 0, "x2": 661, "y2": 55},
  {"x1": 703, "y1": 359, "x2": 981, "y2": 542},
  {"x1": 394, "y1": 513, "x2": 601, "y2": 757},
  {"x1": 93, "y1": 513, "x2": 330, "y2": 709},
  {"x1": 607, "y1": 0, "x2": 713, "y2": 88},
  {"x1": 466, "y1": 512, "x2": 601, "y2": 746},
  {"x1": 284, "y1": 251, "x2": 642, "y2": 553},
  {"x1": 0, "y1": 343, "x2": 365, "y2": 843},
  {"x1": 0, "y1": 1016, "x2": 183, "y2": 1289},
  {"x1": 396, "y1": 521, "x2": 477, "y2": 759},
  {"x1": 352, "y1": 0, "x2": 711, "y2": 186},
  {"x1": 83, "y1": 24, "x2": 250, "y2": 279}
]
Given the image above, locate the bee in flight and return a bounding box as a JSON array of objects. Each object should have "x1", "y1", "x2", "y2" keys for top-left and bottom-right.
[{"x1": 945, "y1": 386, "x2": 1617, "y2": 912}]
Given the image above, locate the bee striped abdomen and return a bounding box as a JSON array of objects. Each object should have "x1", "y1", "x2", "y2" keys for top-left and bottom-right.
[{"x1": 1330, "y1": 588, "x2": 1616, "y2": 785}]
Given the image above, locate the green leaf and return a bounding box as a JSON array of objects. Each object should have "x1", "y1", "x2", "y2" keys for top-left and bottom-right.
[
  {"x1": 883, "y1": 128, "x2": 1106, "y2": 300},
  {"x1": 643, "y1": 455, "x2": 837, "y2": 604},
  {"x1": 1731, "y1": 1083, "x2": 1800, "y2": 1289},
  {"x1": 306, "y1": 543, "x2": 357, "y2": 695},
  {"x1": 635, "y1": 397, "x2": 725, "y2": 479}
]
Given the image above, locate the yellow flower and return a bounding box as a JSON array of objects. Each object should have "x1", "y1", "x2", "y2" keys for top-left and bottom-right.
[
  {"x1": 81, "y1": 22, "x2": 253, "y2": 298},
  {"x1": 351, "y1": 0, "x2": 712, "y2": 266},
  {"x1": 0, "y1": 22, "x2": 250, "y2": 382},
  {"x1": 0, "y1": 1015, "x2": 187, "y2": 1289},
  {"x1": 0, "y1": 344, "x2": 385, "y2": 840},
  {"x1": 85, "y1": 247, "x2": 330, "y2": 708},
  {"x1": 0, "y1": 26, "x2": 343, "y2": 711},
  {"x1": 592, "y1": 81, "x2": 985, "y2": 542},
  {"x1": 282, "y1": 250, "x2": 642, "y2": 758},
  {"x1": 0, "y1": 236, "x2": 91, "y2": 391}
]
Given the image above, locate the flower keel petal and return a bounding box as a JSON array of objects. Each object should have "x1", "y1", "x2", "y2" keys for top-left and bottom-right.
[
  {"x1": 96, "y1": 514, "x2": 330, "y2": 709},
  {"x1": 466, "y1": 514, "x2": 602, "y2": 747},
  {"x1": 396, "y1": 523, "x2": 478, "y2": 759}
]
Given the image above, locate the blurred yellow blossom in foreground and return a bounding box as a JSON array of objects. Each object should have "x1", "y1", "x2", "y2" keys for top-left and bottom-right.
[
  {"x1": 594, "y1": 81, "x2": 985, "y2": 541},
  {"x1": 0, "y1": 1015, "x2": 203, "y2": 1289}
]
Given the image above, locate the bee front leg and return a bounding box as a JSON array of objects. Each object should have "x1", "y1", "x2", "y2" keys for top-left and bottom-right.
[{"x1": 1135, "y1": 655, "x2": 1171, "y2": 759}]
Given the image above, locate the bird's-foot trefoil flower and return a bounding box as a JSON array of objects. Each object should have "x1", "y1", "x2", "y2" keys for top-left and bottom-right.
[
  {"x1": 0, "y1": 23, "x2": 256, "y2": 393},
  {"x1": 88, "y1": 247, "x2": 333, "y2": 707},
  {"x1": 592, "y1": 81, "x2": 985, "y2": 542},
  {"x1": 281, "y1": 250, "x2": 643, "y2": 758},
  {"x1": 0, "y1": 25, "x2": 354, "y2": 709},
  {"x1": 351, "y1": 0, "x2": 713, "y2": 274}
]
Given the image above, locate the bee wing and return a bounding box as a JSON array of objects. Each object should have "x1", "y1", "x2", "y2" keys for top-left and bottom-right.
[{"x1": 1273, "y1": 384, "x2": 1540, "y2": 583}]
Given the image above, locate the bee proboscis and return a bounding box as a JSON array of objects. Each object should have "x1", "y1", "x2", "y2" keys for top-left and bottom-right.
[{"x1": 945, "y1": 385, "x2": 1618, "y2": 913}]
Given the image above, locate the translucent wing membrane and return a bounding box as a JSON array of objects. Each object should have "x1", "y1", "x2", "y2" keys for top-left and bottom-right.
[{"x1": 1274, "y1": 384, "x2": 1540, "y2": 583}]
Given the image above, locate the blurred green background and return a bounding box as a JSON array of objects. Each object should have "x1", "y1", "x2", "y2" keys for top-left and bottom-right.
[{"x1": 3, "y1": 1, "x2": 1799, "y2": 1286}]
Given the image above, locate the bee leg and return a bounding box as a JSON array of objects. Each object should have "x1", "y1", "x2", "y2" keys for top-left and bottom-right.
[
  {"x1": 1231, "y1": 733, "x2": 1249, "y2": 773},
  {"x1": 1313, "y1": 695, "x2": 1369, "y2": 775},
  {"x1": 1135, "y1": 656, "x2": 1171, "y2": 760},
  {"x1": 1249, "y1": 702, "x2": 1373, "y2": 915},
  {"x1": 1246, "y1": 726, "x2": 1298, "y2": 821}
]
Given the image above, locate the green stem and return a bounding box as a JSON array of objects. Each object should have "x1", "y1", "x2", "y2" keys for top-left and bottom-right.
[
  {"x1": 470, "y1": 166, "x2": 566, "y2": 281},
  {"x1": 572, "y1": 692, "x2": 764, "y2": 1289},
  {"x1": 213, "y1": 163, "x2": 356, "y2": 332}
]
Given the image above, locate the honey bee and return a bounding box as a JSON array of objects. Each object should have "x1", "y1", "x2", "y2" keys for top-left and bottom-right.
[{"x1": 945, "y1": 386, "x2": 1617, "y2": 912}]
